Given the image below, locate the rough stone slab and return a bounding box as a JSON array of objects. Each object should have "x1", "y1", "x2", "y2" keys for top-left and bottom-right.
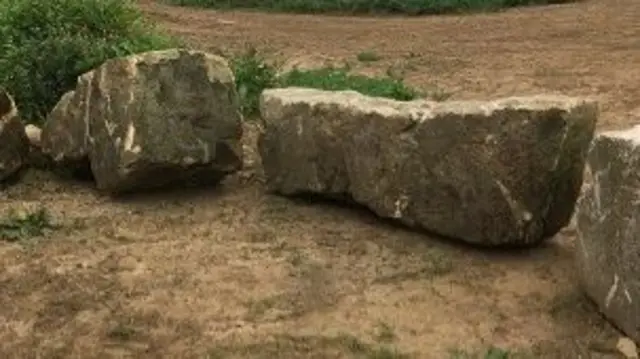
[
  {"x1": 576, "y1": 125, "x2": 640, "y2": 343},
  {"x1": 41, "y1": 49, "x2": 243, "y2": 194},
  {"x1": 0, "y1": 87, "x2": 29, "y2": 182},
  {"x1": 259, "y1": 88, "x2": 597, "y2": 247}
]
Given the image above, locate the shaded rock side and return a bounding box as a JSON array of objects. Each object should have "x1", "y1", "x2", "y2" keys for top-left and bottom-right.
[
  {"x1": 576, "y1": 125, "x2": 640, "y2": 344},
  {"x1": 0, "y1": 87, "x2": 29, "y2": 182},
  {"x1": 41, "y1": 49, "x2": 243, "y2": 194},
  {"x1": 259, "y1": 88, "x2": 597, "y2": 246},
  {"x1": 41, "y1": 81, "x2": 91, "y2": 167}
]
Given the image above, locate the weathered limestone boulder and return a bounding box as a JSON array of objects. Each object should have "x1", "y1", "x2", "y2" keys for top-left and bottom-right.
[
  {"x1": 0, "y1": 88, "x2": 29, "y2": 182},
  {"x1": 259, "y1": 88, "x2": 597, "y2": 247},
  {"x1": 41, "y1": 49, "x2": 243, "y2": 194},
  {"x1": 576, "y1": 126, "x2": 640, "y2": 344}
]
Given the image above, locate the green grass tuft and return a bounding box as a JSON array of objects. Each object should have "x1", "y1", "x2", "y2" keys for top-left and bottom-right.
[{"x1": 0, "y1": 207, "x2": 59, "y2": 242}]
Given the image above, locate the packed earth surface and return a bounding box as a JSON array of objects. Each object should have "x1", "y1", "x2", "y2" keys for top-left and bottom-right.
[{"x1": 2, "y1": 0, "x2": 640, "y2": 358}]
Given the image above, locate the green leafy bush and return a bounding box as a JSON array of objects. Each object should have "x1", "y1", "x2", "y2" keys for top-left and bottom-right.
[
  {"x1": 0, "y1": 0, "x2": 178, "y2": 123},
  {"x1": 165, "y1": 0, "x2": 576, "y2": 15}
]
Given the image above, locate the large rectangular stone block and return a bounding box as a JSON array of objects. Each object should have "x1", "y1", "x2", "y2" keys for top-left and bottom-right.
[
  {"x1": 576, "y1": 125, "x2": 640, "y2": 343},
  {"x1": 259, "y1": 88, "x2": 597, "y2": 247}
]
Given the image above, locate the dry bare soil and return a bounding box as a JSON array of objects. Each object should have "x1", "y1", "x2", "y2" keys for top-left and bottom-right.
[{"x1": 2, "y1": 0, "x2": 640, "y2": 358}]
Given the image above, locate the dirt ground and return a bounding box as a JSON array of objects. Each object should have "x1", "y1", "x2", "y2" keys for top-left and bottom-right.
[{"x1": 2, "y1": 0, "x2": 640, "y2": 358}]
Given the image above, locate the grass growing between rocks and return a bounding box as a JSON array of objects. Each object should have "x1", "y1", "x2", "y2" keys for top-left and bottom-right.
[
  {"x1": 0, "y1": 0, "x2": 178, "y2": 124},
  {"x1": 164, "y1": 0, "x2": 576, "y2": 15},
  {"x1": 231, "y1": 49, "x2": 421, "y2": 118}
]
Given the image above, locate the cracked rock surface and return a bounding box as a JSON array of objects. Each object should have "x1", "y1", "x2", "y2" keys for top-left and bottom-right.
[
  {"x1": 259, "y1": 88, "x2": 597, "y2": 247},
  {"x1": 576, "y1": 126, "x2": 640, "y2": 344},
  {"x1": 41, "y1": 49, "x2": 243, "y2": 195}
]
